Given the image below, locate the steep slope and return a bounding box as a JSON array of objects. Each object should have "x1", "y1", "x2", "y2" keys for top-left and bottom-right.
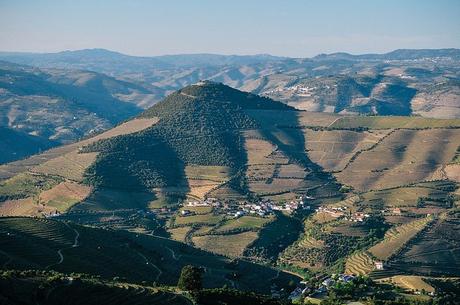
[
  {"x1": 0, "y1": 61, "x2": 162, "y2": 164},
  {"x1": 262, "y1": 74, "x2": 418, "y2": 115},
  {"x1": 0, "y1": 217, "x2": 298, "y2": 293},
  {"x1": 0, "y1": 127, "x2": 58, "y2": 164},
  {"x1": 1, "y1": 82, "x2": 344, "y2": 214},
  {"x1": 82, "y1": 81, "x2": 293, "y2": 193}
]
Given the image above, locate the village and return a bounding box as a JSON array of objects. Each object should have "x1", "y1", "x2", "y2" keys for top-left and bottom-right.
[
  {"x1": 283, "y1": 273, "x2": 357, "y2": 301},
  {"x1": 180, "y1": 196, "x2": 313, "y2": 218},
  {"x1": 314, "y1": 205, "x2": 371, "y2": 222}
]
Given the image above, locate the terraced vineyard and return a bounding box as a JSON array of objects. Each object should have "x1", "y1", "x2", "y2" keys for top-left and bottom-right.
[
  {"x1": 193, "y1": 231, "x2": 259, "y2": 257},
  {"x1": 345, "y1": 251, "x2": 374, "y2": 275},
  {"x1": 304, "y1": 129, "x2": 389, "y2": 172},
  {"x1": 298, "y1": 237, "x2": 324, "y2": 249},
  {"x1": 329, "y1": 115, "x2": 460, "y2": 129},
  {"x1": 335, "y1": 129, "x2": 460, "y2": 191},
  {"x1": 392, "y1": 211, "x2": 460, "y2": 276},
  {"x1": 0, "y1": 217, "x2": 298, "y2": 293},
  {"x1": 214, "y1": 216, "x2": 272, "y2": 233},
  {"x1": 361, "y1": 183, "x2": 453, "y2": 208},
  {"x1": 0, "y1": 271, "x2": 192, "y2": 305},
  {"x1": 0, "y1": 217, "x2": 75, "y2": 268},
  {"x1": 369, "y1": 216, "x2": 433, "y2": 261}
]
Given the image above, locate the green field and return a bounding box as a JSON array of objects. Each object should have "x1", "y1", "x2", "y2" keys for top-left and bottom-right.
[
  {"x1": 215, "y1": 216, "x2": 272, "y2": 233},
  {"x1": 193, "y1": 231, "x2": 259, "y2": 257},
  {"x1": 0, "y1": 173, "x2": 62, "y2": 202},
  {"x1": 174, "y1": 213, "x2": 224, "y2": 226}
]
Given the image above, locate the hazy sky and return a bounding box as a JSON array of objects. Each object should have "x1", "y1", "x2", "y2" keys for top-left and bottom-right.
[{"x1": 1, "y1": 0, "x2": 459, "y2": 57}]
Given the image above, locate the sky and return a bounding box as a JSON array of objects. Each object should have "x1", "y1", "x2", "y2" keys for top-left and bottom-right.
[{"x1": 0, "y1": 0, "x2": 459, "y2": 57}]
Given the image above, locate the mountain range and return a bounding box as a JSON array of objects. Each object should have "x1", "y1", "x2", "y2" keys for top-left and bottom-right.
[{"x1": 1, "y1": 48, "x2": 458, "y2": 116}]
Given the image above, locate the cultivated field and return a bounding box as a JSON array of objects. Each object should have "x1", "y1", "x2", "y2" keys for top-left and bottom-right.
[
  {"x1": 214, "y1": 216, "x2": 272, "y2": 233},
  {"x1": 32, "y1": 151, "x2": 98, "y2": 182},
  {"x1": 393, "y1": 213, "x2": 460, "y2": 276},
  {"x1": 361, "y1": 184, "x2": 451, "y2": 208},
  {"x1": 74, "y1": 188, "x2": 155, "y2": 211},
  {"x1": 39, "y1": 182, "x2": 91, "y2": 212},
  {"x1": 184, "y1": 165, "x2": 231, "y2": 199},
  {"x1": 335, "y1": 129, "x2": 460, "y2": 191},
  {"x1": 329, "y1": 115, "x2": 460, "y2": 129},
  {"x1": 345, "y1": 251, "x2": 374, "y2": 275},
  {"x1": 304, "y1": 129, "x2": 389, "y2": 172},
  {"x1": 174, "y1": 213, "x2": 223, "y2": 226},
  {"x1": 192, "y1": 231, "x2": 259, "y2": 257},
  {"x1": 168, "y1": 226, "x2": 192, "y2": 242},
  {"x1": 0, "y1": 217, "x2": 298, "y2": 292},
  {"x1": 369, "y1": 216, "x2": 432, "y2": 261},
  {"x1": 380, "y1": 275, "x2": 435, "y2": 293}
]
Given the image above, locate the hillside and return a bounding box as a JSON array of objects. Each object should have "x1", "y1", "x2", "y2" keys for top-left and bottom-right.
[
  {"x1": 0, "y1": 83, "x2": 459, "y2": 298},
  {"x1": 0, "y1": 217, "x2": 298, "y2": 293},
  {"x1": 0, "y1": 83, "x2": 338, "y2": 265},
  {"x1": 0, "y1": 61, "x2": 163, "y2": 164},
  {"x1": 0, "y1": 127, "x2": 58, "y2": 164},
  {"x1": 82, "y1": 81, "x2": 296, "y2": 193},
  {"x1": 0, "y1": 270, "x2": 192, "y2": 305}
]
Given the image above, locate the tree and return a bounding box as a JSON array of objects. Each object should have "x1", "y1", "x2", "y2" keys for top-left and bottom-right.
[
  {"x1": 177, "y1": 265, "x2": 203, "y2": 291},
  {"x1": 416, "y1": 197, "x2": 424, "y2": 208}
]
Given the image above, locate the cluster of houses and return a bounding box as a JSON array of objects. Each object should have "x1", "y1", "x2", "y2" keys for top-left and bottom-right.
[
  {"x1": 315, "y1": 206, "x2": 371, "y2": 222},
  {"x1": 44, "y1": 210, "x2": 61, "y2": 218},
  {"x1": 381, "y1": 207, "x2": 402, "y2": 215},
  {"x1": 265, "y1": 83, "x2": 339, "y2": 98},
  {"x1": 182, "y1": 196, "x2": 312, "y2": 218},
  {"x1": 287, "y1": 274, "x2": 356, "y2": 301},
  {"x1": 265, "y1": 84, "x2": 316, "y2": 97}
]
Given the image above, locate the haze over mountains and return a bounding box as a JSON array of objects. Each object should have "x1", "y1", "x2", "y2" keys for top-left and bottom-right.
[
  {"x1": 1, "y1": 48, "x2": 459, "y2": 164},
  {"x1": 1, "y1": 48, "x2": 459, "y2": 113}
]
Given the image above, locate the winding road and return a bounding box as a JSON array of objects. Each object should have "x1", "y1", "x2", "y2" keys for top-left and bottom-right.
[
  {"x1": 165, "y1": 246, "x2": 180, "y2": 261},
  {"x1": 46, "y1": 222, "x2": 80, "y2": 269},
  {"x1": 135, "y1": 250, "x2": 163, "y2": 281}
]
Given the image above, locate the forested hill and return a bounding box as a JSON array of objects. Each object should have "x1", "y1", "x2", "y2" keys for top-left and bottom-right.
[{"x1": 82, "y1": 81, "x2": 295, "y2": 190}]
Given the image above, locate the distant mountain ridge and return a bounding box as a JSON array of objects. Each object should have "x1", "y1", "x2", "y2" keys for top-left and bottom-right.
[
  {"x1": 313, "y1": 48, "x2": 460, "y2": 61},
  {"x1": 1, "y1": 48, "x2": 457, "y2": 119},
  {"x1": 1, "y1": 48, "x2": 459, "y2": 66},
  {"x1": 0, "y1": 48, "x2": 286, "y2": 70}
]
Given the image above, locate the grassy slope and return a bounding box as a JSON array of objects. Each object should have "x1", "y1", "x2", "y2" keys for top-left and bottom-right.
[
  {"x1": 0, "y1": 271, "x2": 192, "y2": 305},
  {"x1": 0, "y1": 217, "x2": 298, "y2": 293}
]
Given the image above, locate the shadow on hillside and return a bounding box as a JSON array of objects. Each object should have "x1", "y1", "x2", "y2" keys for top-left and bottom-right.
[
  {"x1": 249, "y1": 109, "x2": 342, "y2": 199},
  {"x1": 77, "y1": 130, "x2": 190, "y2": 211}
]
